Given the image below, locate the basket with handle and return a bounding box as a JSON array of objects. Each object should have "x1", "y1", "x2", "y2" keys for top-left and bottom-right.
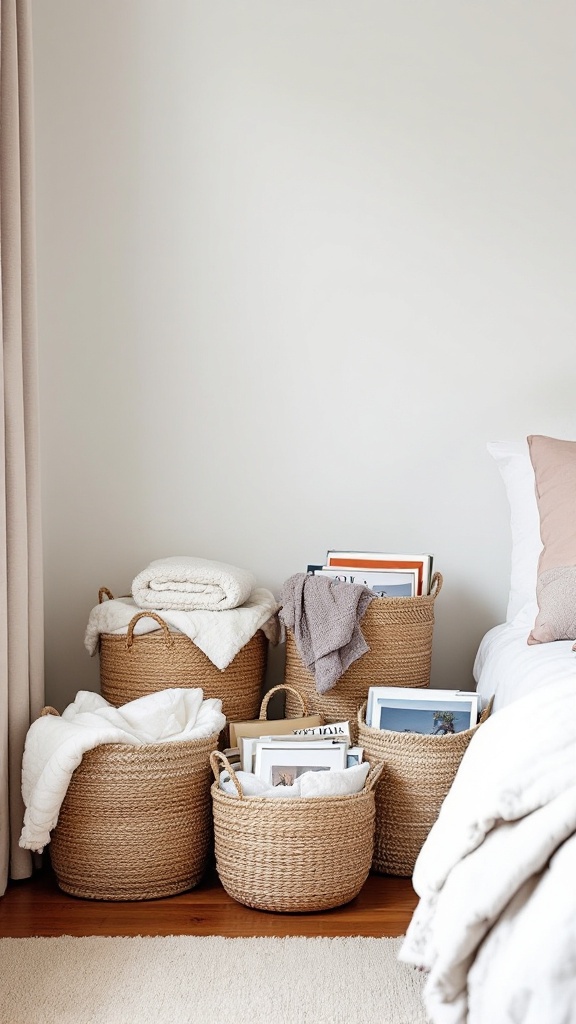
[
  {"x1": 43, "y1": 706, "x2": 223, "y2": 901},
  {"x1": 284, "y1": 572, "x2": 443, "y2": 742},
  {"x1": 357, "y1": 695, "x2": 494, "y2": 877},
  {"x1": 97, "y1": 588, "x2": 267, "y2": 721},
  {"x1": 210, "y1": 749, "x2": 383, "y2": 913}
]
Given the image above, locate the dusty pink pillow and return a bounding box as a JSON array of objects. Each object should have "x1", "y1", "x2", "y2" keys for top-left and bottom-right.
[{"x1": 527, "y1": 434, "x2": 576, "y2": 644}]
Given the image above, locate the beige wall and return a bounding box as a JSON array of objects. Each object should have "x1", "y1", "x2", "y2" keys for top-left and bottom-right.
[{"x1": 32, "y1": 1, "x2": 576, "y2": 707}]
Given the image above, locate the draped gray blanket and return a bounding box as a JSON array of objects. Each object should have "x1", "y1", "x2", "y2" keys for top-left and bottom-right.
[{"x1": 279, "y1": 573, "x2": 375, "y2": 693}]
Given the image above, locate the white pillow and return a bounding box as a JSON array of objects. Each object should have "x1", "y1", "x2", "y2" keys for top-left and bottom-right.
[{"x1": 486, "y1": 441, "x2": 542, "y2": 623}]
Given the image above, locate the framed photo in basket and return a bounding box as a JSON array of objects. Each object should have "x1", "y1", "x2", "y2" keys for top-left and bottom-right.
[
  {"x1": 253, "y1": 740, "x2": 347, "y2": 787},
  {"x1": 367, "y1": 686, "x2": 480, "y2": 734}
]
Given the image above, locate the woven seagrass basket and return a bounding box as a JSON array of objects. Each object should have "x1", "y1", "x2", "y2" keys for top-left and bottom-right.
[
  {"x1": 97, "y1": 588, "x2": 267, "y2": 721},
  {"x1": 357, "y1": 695, "x2": 493, "y2": 877},
  {"x1": 210, "y1": 750, "x2": 383, "y2": 913},
  {"x1": 284, "y1": 572, "x2": 443, "y2": 742},
  {"x1": 43, "y1": 706, "x2": 222, "y2": 900}
]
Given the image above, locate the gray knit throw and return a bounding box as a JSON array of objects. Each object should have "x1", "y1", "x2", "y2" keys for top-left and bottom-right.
[{"x1": 279, "y1": 573, "x2": 375, "y2": 694}]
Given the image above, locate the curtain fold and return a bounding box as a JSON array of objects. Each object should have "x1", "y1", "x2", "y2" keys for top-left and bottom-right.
[{"x1": 0, "y1": 0, "x2": 44, "y2": 895}]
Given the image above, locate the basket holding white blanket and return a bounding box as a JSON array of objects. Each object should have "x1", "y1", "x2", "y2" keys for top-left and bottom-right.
[
  {"x1": 19, "y1": 688, "x2": 226, "y2": 900},
  {"x1": 85, "y1": 556, "x2": 280, "y2": 720}
]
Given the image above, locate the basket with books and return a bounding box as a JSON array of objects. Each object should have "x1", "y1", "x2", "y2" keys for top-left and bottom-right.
[
  {"x1": 210, "y1": 748, "x2": 383, "y2": 913},
  {"x1": 357, "y1": 688, "x2": 493, "y2": 876},
  {"x1": 283, "y1": 553, "x2": 442, "y2": 743}
]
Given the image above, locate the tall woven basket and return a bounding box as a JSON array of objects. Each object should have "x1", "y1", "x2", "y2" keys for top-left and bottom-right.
[
  {"x1": 210, "y1": 750, "x2": 383, "y2": 913},
  {"x1": 97, "y1": 589, "x2": 267, "y2": 721},
  {"x1": 357, "y1": 697, "x2": 493, "y2": 877},
  {"x1": 284, "y1": 572, "x2": 443, "y2": 742},
  {"x1": 43, "y1": 707, "x2": 222, "y2": 900}
]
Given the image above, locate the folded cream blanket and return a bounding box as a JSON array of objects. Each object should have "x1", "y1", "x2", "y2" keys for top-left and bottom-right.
[
  {"x1": 132, "y1": 556, "x2": 255, "y2": 611},
  {"x1": 218, "y1": 760, "x2": 370, "y2": 799},
  {"x1": 20, "y1": 689, "x2": 226, "y2": 853},
  {"x1": 84, "y1": 589, "x2": 280, "y2": 670},
  {"x1": 279, "y1": 573, "x2": 375, "y2": 693}
]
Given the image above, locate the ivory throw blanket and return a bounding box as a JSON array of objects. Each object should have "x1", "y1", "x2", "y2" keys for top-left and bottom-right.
[
  {"x1": 20, "y1": 689, "x2": 226, "y2": 853},
  {"x1": 399, "y1": 677, "x2": 576, "y2": 1024},
  {"x1": 85, "y1": 589, "x2": 280, "y2": 670},
  {"x1": 132, "y1": 556, "x2": 255, "y2": 611}
]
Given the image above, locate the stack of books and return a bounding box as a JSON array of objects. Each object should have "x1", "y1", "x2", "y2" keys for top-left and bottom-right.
[
  {"x1": 307, "y1": 550, "x2": 434, "y2": 597},
  {"x1": 224, "y1": 720, "x2": 364, "y2": 788}
]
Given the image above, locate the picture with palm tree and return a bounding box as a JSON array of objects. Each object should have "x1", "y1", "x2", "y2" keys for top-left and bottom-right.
[{"x1": 376, "y1": 697, "x2": 476, "y2": 734}]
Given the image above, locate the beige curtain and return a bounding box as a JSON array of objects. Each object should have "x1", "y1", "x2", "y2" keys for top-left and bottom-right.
[{"x1": 0, "y1": 0, "x2": 44, "y2": 896}]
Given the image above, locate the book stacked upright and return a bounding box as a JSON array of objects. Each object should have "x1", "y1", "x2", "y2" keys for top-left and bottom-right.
[{"x1": 308, "y1": 550, "x2": 434, "y2": 598}]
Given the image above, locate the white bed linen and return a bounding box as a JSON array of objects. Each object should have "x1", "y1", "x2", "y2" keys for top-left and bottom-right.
[
  {"x1": 399, "y1": 676, "x2": 576, "y2": 1024},
  {"x1": 473, "y1": 620, "x2": 575, "y2": 711}
]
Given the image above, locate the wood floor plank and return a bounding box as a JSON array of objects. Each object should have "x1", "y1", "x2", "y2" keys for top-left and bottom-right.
[{"x1": 0, "y1": 866, "x2": 418, "y2": 938}]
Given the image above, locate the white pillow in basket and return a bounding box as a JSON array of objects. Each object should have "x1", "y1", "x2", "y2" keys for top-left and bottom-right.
[{"x1": 487, "y1": 440, "x2": 541, "y2": 624}]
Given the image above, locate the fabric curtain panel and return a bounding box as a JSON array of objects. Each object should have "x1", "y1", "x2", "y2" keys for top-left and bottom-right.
[{"x1": 0, "y1": 0, "x2": 44, "y2": 895}]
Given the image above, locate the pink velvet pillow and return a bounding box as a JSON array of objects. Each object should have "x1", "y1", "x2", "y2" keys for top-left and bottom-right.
[{"x1": 527, "y1": 434, "x2": 576, "y2": 644}]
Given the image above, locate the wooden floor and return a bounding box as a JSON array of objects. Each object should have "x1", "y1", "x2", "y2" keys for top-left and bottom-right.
[{"x1": 1, "y1": 864, "x2": 418, "y2": 939}]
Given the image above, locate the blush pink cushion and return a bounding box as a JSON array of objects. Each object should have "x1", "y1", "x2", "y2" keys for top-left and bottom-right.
[{"x1": 527, "y1": 434, "x2": 576, "y2": 644}]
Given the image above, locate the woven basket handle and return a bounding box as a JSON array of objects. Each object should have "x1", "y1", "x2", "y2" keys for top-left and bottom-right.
[
  {"x1": 125, "y1": 611, "x2": 173, "y2": 649},
  {"x1": 429, "y1": 572, "x2": 443, "y2": 599},
  {"x1": 98, "y1": 587, "x2": 115, "y2": 603},
  {"x1": 259, "y1": 685, "x2": 308, "y2": 720},
  {"x1": 210, "y1": 750, "x2": 245, "y2": 800},
  {"x1": 40, "y1": 706, "x2": 60, "y2": 718},
  {"x1": 357, "y1": 700, "x2": 368, "y2": 730},
  {"x1": 364, "y1": 760, "x2": 385, "y2": 792}
]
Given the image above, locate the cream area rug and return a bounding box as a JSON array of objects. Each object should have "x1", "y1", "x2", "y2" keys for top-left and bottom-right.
[{"x1": 0, "y1": 935, "x2": 426, "y2": 1024}]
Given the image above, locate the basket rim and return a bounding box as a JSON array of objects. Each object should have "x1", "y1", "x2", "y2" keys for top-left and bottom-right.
[{"x1": 75, "y1": 729, "x2": 222, "y2": 758}]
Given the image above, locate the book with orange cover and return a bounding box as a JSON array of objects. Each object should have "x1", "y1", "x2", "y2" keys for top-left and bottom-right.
[{"x1": 325, "y1": 551, "x2": 433, "y2": 596}]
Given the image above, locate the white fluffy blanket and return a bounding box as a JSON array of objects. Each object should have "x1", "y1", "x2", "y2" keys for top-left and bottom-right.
[
  {"x1": 20, "y1": 689, "x2": 226, "y2": 853},
  {"x1": 218, "y1": 760, "x2": 371, "y2": 799},
  {"x1": 132, "y1": 556, "x2": 255, "y2": 611},
  {"x1": 84, "y1": 589, "x2": 280, "y2": 670},
  {"x1": 399, "y1": 677, "x2": 576, "y2": 1024}
]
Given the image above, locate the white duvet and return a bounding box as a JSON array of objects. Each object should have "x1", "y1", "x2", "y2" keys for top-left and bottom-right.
[{"x1": 399, "y1": 677, "x2": 576, "y2": 1024}]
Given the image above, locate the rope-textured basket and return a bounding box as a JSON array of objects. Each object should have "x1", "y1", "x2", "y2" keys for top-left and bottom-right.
[
  {"x1": 284, "y1": 573, "x2": 443, "y2": 742},
  {"x1": 43, "y1": 707, "x2": 222, "y2": 900},
  {"x1": 357, "y1": 696, "x2": 493, "y2": 877},
  {"x1": 210, "y1": 750, "x2": 382, "y2": 913},
  {"x1": 97, "y1": 589, "x2": 267, "y2": 721}
]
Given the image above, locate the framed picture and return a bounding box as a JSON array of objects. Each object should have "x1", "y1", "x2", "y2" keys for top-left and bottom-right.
[
  {"x1": 369, "y1": 694, "x2": 477, "y2": 735},
  {"x1": 346, "y1": 746, "x2": 364, "y2": 768},
  {"x1": 366, "y1": 686, "x2": 480, "y2": 732},
  {"x1": 253, "y1": 740, "x2": 347, "y2": 787}
]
